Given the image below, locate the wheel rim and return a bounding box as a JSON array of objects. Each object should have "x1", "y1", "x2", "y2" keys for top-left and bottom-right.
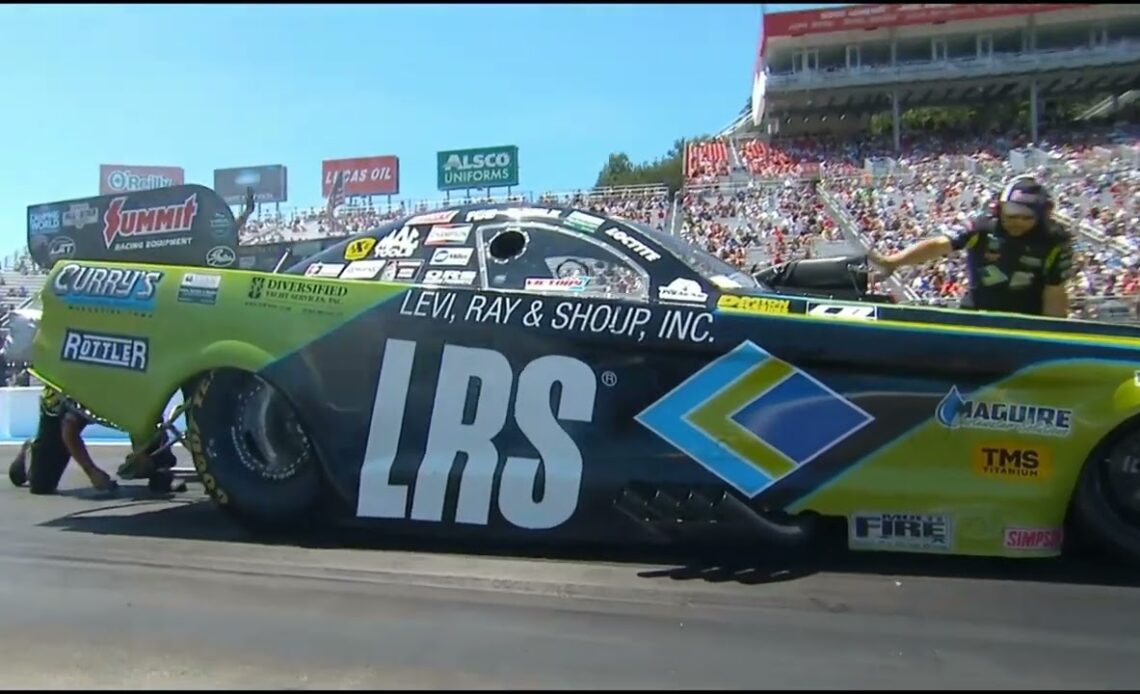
[
  {"x1": 230, "y1": 376, "x2": 313, "y2": 482},
  {"x1": 1097, "y1": 428, "x2": 1140, "y2": 527}
]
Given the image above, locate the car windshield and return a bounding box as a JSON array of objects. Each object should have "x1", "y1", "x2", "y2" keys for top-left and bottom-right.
[{"x1": 630, "y1": 222, "x2": 761, "y2": 289}]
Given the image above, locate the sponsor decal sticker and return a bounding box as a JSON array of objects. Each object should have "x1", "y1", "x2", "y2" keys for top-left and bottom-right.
[
  {"x1": 177, "y1": 272, "x2": 221, "y2": 305},
  {"x1": 525, "y1": 277, "x2": 589, "y2": 292},
  {"x1": 205, "y1": 245, "x2": 236, "y2": 268},
  {"x1": 60, "y1": 328, "x2": 149, "y2": 373},
  {"x1": 246, "y1": 276, "x2": 348, "y2": 316},
  {"x1": 658, "y1": 278, "x2": 708, "y2": 304},
  {"x1": 604, "y1": 227, "x2": 661, "y2": 261},
  {"x1": 340, "y1": 260, "x2": 387, "y2": 280},
  {"x1": 936, "y1": 386, "x2": 1072, "y2": 437},
  {"x1": 372, "y1": 225, "x2": 420, "y2": 259},
  {"x1": 1003, "y1": 527, "x2": 1063, "y2": 551},
  {"x1": 807, "y1": 303, "x2": 877, "y2": 320},
  {"x1": 51, "y1": 263, "x2": 163, "y2": 314},
  {"x1": 717, "y1": 295, "x2": 790, "y2": 315},
  {"x1": 466, "y1": 209, "x2": 500, "y2": 222},
  {"x1": 848, "y1": 512, "x2": 953, "y2": 553},
  {"x1": 565, "y1": 211, "x2": 605, "y2": 233},
  {"x1": 423, "y1": 269, "x2": 477, "y2": 286},
  {"x1": 429, "y1": 247, "x2": 473, "y2": 267},
  {"x1": 28, "y1": 207, "x2": 60, "y2": 234},
  {"x1": 425, "y1": 224, "x2": 472, "y2": 245},
  {"x1": 102, "y1": 194, "x2": 199, "y2": 250},
  {"x1": 971, "y1": 443, "x2": 1052, "y2": 481},
  {"x1": 62, "y1": 203, "x2": 98, "y2": 230},
  {"x1": 379, "y1": 259, "x2": 422, "y2": 282},
  {"x1": 305, "y1": 262, "x2": 346, "y2": 278},
  {"x1": 407, "y1": 210, "x2": 458, "y2": 226},
  {"x1": 48, "y1": 236, "x2": 76, "y2": 261},
  {"x1": 344, "y1": 237, "x2": 377, "y2": 261}
]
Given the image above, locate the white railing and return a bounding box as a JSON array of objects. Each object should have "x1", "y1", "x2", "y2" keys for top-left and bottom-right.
[{"x1": 766, "y1": 41, "x2": 1140, "y2": 91}]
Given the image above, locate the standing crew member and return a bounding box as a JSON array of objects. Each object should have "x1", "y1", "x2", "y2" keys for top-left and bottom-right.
[{"x1": 868, "y1": 175, "x2": 1074, "y2": 318}]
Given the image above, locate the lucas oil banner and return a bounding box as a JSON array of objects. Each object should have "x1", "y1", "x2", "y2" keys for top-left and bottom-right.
[{"x1": 26, "y1": 184, "x2": 238, "y2": 271}]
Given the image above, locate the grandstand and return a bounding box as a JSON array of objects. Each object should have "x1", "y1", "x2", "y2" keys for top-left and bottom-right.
[
  {"x1": 7, "y1": 2, "x2": 1140, "y2": 333},
  {"x1": 681, "y1": 2, "x2": 1140, "y2": 318}
]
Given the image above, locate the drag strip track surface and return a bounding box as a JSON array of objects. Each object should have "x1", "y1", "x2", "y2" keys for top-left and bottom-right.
[{"x1": 1, "y1": 446, "x2": 1138, "y2": 689}]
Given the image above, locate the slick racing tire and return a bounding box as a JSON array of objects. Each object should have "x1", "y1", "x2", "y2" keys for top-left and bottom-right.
[
  {"x1": 185, "y1": 369, "x2": 322, "y2": 528},
  {"x1": 1072, "y1": 422, "x2": 1140, "y2": 567}
]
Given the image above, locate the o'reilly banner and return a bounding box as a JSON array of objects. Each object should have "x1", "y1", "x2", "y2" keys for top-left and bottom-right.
[{"x1": 436, "y1": 145, "x2": 519, "y2": 191}]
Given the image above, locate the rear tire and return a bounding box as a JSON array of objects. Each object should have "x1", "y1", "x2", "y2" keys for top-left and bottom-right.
[
  {"x1": 185, "y1": 369, "x2": 322, "y2": 529},
  {"x1": 1072, "y1": 422, "x2": 1140, "y2": 566}
]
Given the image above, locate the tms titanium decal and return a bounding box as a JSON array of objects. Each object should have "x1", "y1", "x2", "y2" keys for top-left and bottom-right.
[
  {"x1": 935, "y1": 386, "x2": 1073, "y2": 437},
  {"x1": 636, "y1": 340, "x2": 874, "y2": 497}
]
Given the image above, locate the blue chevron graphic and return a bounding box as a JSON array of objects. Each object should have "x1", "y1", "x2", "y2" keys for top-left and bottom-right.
[{"x1": 636, "y1": 340, "x2": 874, "y2": 497}]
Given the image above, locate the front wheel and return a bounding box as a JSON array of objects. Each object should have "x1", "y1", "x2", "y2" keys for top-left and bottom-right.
[
  {"x1": 185, "y1": 369, "x2": 323, "y2": 528},
  {"x1": 1072, "y1": 423, "x2": 1140, "y2": 566}
]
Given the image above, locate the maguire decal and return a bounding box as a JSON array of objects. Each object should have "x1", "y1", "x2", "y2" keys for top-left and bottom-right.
[
  {"x1": 429, "y1": 247, "x2": 474, "y2": 267},
  {"x1": 425, "y1": 224, "x2": 472, "y2": 246},
  {"x1": 936, "y1": 386, "x2": 1073, "y2": 437},
  {"x1": 356, "y1": 339, "x2": 596, "y2": 530},
  {"x1": 305, "y1": 262, "x2": 346, "y2": 278},
  {"x1": 637, "y1": 340, "x2": 873, "y2": 497},
  {"x1": 373, "y1": 225, "x2": 420, "y2": 259},
  {"x1": 971, "y1": 444, "x2": 1053, "y2": 481},
  {"x1": 717, "y1": 295, "x2": 790, "y2": 315},
  {"x1": 51, "y1": 263, "x2": 163, "y2": 314},
  {"x1": 102, "y1": 194, "x2": 199, "y2": 250},
  {"x1": 340, "y1": 260, "x2": 386, "y2": 281},
  {"x1": 604, "y1": 227, "x2": 660, "y2": 261},
  {"x1": 848, "y1": 512, "x2": 953, "y2": 553},
  {"x1": 60, "y1": 328, "x2": 149, "y2": 373},
  {"x1": 397, "y1": 289, "x2": 713, "y2": 344},
  {"x1": 245, "y1": 276, "x2": 348, "y2": 316},
  {"x1": 177, "y1": 272, "x2": 221, "y2": 305}
]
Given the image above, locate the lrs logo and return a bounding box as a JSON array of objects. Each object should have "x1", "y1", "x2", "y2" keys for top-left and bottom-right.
[{"x1": 356, "y1": 340, "x2": 597, "y2": 529}]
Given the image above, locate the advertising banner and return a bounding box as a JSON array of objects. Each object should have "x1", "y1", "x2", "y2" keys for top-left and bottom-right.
[
  {"x1": 98, "y1": 164, "x2": 185, "y2": 195},
  {"x1": 26, "y1": 184, "x2": 238, "y2": 271},
  {"x1": 213, "y1": 164, "x2": 288, "y2": 204},
  {"x1": 321, "y1": 155, "x2": 400, "y2": 196},
  {"x1": 436, "y1": 145, "x2": 519, "y2": 191}
]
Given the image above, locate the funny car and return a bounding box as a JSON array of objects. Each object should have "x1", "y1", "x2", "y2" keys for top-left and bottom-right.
[{"x1": 27, "y1": 202, "x2": 1140, "y2": 563}]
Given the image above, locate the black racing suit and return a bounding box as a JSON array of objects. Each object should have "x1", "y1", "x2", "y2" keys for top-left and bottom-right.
[
  {"x1": 944, "y1": 213, "x2": 1075, "y2": 316},
  {"x1": 27, "y1": 387, "x2": 92, "y2": 494}
]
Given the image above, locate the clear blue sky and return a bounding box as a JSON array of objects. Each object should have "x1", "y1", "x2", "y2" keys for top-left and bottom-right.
[{"x1": 0, "y1": 3, "x2": 837, "y2": 258}]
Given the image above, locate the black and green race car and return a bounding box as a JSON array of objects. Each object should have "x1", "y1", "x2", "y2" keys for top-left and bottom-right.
[{"x1": 25, "y1": 198, "x2": 1140, "y2": 563}]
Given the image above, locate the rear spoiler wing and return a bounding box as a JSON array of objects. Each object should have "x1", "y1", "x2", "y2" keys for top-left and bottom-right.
[{"x1": 26, "y1": 184, "x2": 239, "y2": 271}]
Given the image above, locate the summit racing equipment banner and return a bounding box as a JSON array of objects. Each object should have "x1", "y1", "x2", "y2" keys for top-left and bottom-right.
[
  {"x1": 437, "y1": 145, "x2": 519, "y2": 191},
  {"x1": 98, "y1": 164, "x2": 185, "y2": 195},
  {"x1": 322, "y1": 156, "x2": 400, "y2": 196},
  {"x1": 213, "y1": 165, "x2": 288, "y2": 205},
  {"x1": 26, "y1": 184, "x2": 238, "y2": 271}
]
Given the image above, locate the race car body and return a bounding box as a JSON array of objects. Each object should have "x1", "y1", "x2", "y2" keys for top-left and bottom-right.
[{"x1": 29, "y1": 203, "x2": 1140, "y2": 561}]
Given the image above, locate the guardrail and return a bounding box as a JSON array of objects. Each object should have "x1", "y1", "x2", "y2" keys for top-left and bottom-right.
[{"x1": 0, "y1": 387, "x2": 186, "y2": 444}]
